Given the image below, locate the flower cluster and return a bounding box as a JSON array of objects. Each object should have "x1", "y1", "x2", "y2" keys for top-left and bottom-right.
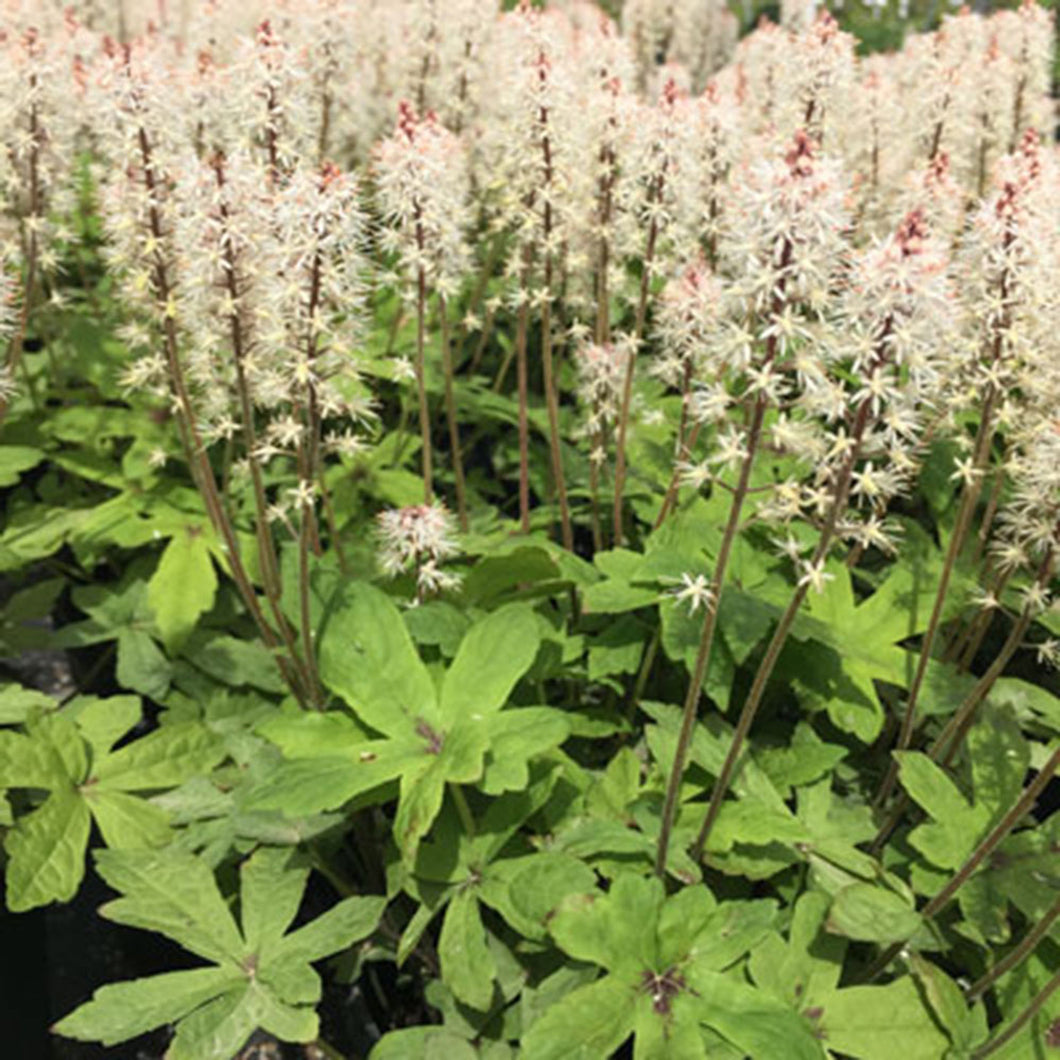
[{"x1": 376, "y1": 503, "x2": 462, "y2": 600}]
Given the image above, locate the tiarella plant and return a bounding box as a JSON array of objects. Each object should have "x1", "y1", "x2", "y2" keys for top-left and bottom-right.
[{"x1": 1, "y1": 3, "x2": 1059, "y2": 1060}]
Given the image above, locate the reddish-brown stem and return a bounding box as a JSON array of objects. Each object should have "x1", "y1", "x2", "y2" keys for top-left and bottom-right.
[
  {"x1": 212, "y1": 153, "x2": 315, "y2": 700},
  {"x1": 875, "y1": 385, "x2": 999, "y2": 807},
  {"x1": 612, "y1": 206, "x2": 659, "y2": 543},
  {"x1": 862, "y1": 746, "x2": 1060, "y2": 985},
  {"x1": 439, "y1": 295, "x2": 468, "y2": 531},
  {"x1": 655, "y1": 422, "x2": 702, "y2": 530},
  {"x1": 966, "y1": 895, "x2": 1060, "y2": 1002},
  {"x1": 692, "y1": 392, "x2": 875, "y2": 862},
  {"x1": 971, "y1": 967, "x2": 1060, "y2": 1059},
  {"x1": 413, "y1": 251, "x2": 434, "y2": 505},
  {"x1": 655, "y1": 398, "x2": 766, "y2": 876},
  {"x1": 135, "y1": 124, "x2": 306, "y2": 704},
  {"x1": 515, "y1": 255, "x2": 532, "y2": 534},
  {"x1": 0, "y1": 86, "x2": 41, "y2": 427}
]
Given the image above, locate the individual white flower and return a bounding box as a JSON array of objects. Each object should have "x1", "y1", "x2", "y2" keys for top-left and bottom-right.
[
  {"x1": 666, "y1": 572, "x2": 716, "y2": 616},
  {"x1": 798, "y1": 558, "x2": 835, "y2": 595}
]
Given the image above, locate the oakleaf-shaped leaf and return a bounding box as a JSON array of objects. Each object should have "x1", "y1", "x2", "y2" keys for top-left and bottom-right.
[
  {"x1": 95, "y1": 848, "x2": 246, "y2": 965},
  {"x1": 56, "y1": 848, "x2": 385, "y2": 1059}
]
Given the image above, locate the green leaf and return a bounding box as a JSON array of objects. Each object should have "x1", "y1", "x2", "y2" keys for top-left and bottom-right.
[
  {"x1": 632, "y1": 994, "x2": 708, "y2": 1060},
  {"x1": 462, "y1": 545, "x2": 562, "y2": 606},
  {"x1": 826, "y1": 883, "x2": 923, "y2": 943},
  {"x1": 240, "y1": 847, "x2": 308, "y2": 951},
  {"x1": 0, "y1": 728, "x2": 64, "y2": 788},
  {"x1": 5, "y1": 787, "x2": 92, "y2": 911},
  {"x1": 0, "y1": 444, "x2": 45, "y2": 487},
  {"x1": 481, "y1": 708, "x2": 569, "y2": 794},
  {"x1": 910, "y1": 954, "x2": 988, "y2": 1055},
  {"x1": 244, "y1": 746, "x2": 416, "y2": 815},
  {"x1": 486, "y1": 853, "x2": 597, "y2": 941},
  {"x1": 65, "y1": 695, "x2": 141, "y2": 758},
  {"x1": 95, "y1": 848, "x2": 246, "y2": 965},
  {"x1": 896, "y1": 752, "x2": 984, "y2": 870},
  {"x1": 0, "y1": 683, "x2": 55, "y2": 725},
  {"x1": 967, "y1": 704, "x2": 1029, "y2": 818},
  {"x1": 180, "y1": 630, "x2": 287, "y2": 694},
  {"x1": 86, "y1": 789, "x2": 171, "y2": 849},
  {"x1": 686, "y1": 970, "x2": 825, "y2": 1060},
  {"x1": 439, "y1": 604, "x2": 539, "y2": 724},
  {"x1": 318, "y1": 581, "x2": 437, "y2": 736},
  {"x1": 52, "y1": 966, "x2": 244, "y2": 1046},
  {"x1": 549, "y1": 874, "x2": 664, "y2": 976},
  {"x1": 94, "y1": 722, "x2": 224, "y2": 791},
  {"x1": 269, "y1": 893, "x2": 385, "y2": 967},
  {"x1": 164, "y1": 986, "x2": 259, "y2": 1060},
  {"x1": 147, "y1": 529, "x2": 218, "y2": 653},
  {"x1": 116, "y1": 628, "x2": 172, "y2": 700},
  {"x1": 370, "y1": 1028, "x2": 479, "y2": 1060},
  {"x1": 521, "y1": 975, "x2": 634, "y2": 1060},
  {"x1": 56, "y1": 846, "x2": 384, "y2": 1057},
  {"x1": 817, "y1": 977, "x2": 950, "y2": 1060},
  {"x1": 438, "y1": 889, "x2": 497, "y2": 1010}
]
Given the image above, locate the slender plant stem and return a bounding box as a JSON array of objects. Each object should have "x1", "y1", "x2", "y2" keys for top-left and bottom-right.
[
  {"x1": 541, "y1": 287, "x2": 573, "y2": 550},
  {"x1": 212, "y1": 155, "x2": 308, "y2": 694},
  {"x1": 870, "y1": 602, "x2": 1036, "y2": 855},
  {"x1": 655, "y1": 399, "x2": 766, "y2": 876},
  {"x1": 515, "y1": 251, "x2": 532, "y2": 534},
  {"x1": 875, "y1": 386, "x2": 999, "y2": 807},
  {"x1": 414, "y1": 256, "x2": 434, "y2": 505},
  {"x1": 466, "y1": 302, "x2": 496, "y2": 377},
  {"x1": 972, "y1": 459, "x2": 1007, "y2": 567},
  {"x1": 628, "y1": 625, "x2": 661, "y2": 720},
  {"x1": 135, "y1": 122, "x2": 306, "y2": 704},
  {"x1": 970, "y1": 967, "x2": 1060, "y2": 1059},
  {"x1": 439, "y1": 295, "x2": 468, "y2": 531},
  {"x1": 861, "y1": 745, "x2": 1060, "y2": 984},
  {"x1": 450, "y1": 783, "x2": 476, "y2": 839},
  {"x1": 297, "y1": 501, "x2": 324, "y2": 708},
  {"x1": 589, "y1": 450, "x2": 604, "y2": 552},
  {"x1": 655, "y1": 422, "x2": 702, "y2": 530},
  {"x1": 612, "y1": 207, "x2": 659, "y2": 544},
  {"x1": 536, "y1": 101, "x2": 573, "y2": 550},
  {"x1": 317, "y1": 466, "x2": 350, "y2": 574},
  {"x1": 966, "y1": 895, "x2": 1060, "y2": 1002},
  {"x1": 691, "y1": 393, "x2": 874, "y2": 862},
  {"x1": 594, "y1": 117, "x2": 616, "y2": 347}
]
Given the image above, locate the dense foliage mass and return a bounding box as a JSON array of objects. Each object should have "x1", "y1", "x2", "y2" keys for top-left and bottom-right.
[{"x1": 1, "y1": 1, "x2": 1059, "y2": 1057}]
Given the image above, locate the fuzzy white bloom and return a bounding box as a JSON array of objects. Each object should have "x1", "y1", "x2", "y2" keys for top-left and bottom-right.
[
  {"x1": 377, "y1": 503, "x2": 462, "y2": 599},
  {"x1": 373, "y1": 101, "x2": 471, "y2": 298}
]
